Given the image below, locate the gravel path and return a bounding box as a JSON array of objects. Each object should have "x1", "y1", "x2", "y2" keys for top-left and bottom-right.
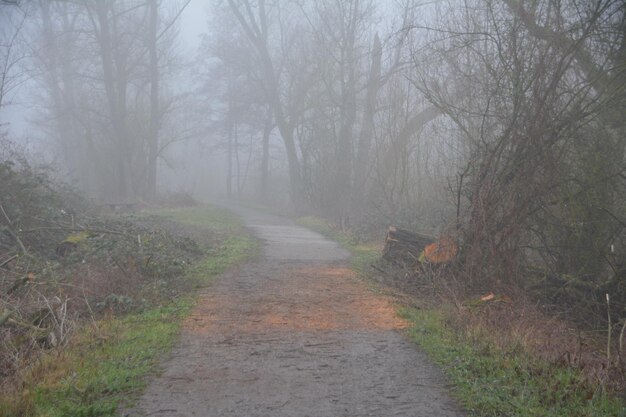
[{"x1": 127, "y1": 207, "x2": 463, "y2": 417}]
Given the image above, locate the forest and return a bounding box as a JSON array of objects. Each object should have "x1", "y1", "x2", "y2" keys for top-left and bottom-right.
[{"x1": 1, "y1": 0, "x2": 625, "y2": 416}]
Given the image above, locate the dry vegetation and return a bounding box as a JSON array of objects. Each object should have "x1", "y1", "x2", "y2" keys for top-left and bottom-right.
[
  {"x1": 378, "y1": 251, "x2": 626, "y2": 403},
  {"x1": 299, "y1": 215, "x2": 625, "y2": 413},
  {"x1": 0, "y1": 0, "x2": 624, "y2": 414},
  {"x1": 0, "y1": 144, "x2": 209, "y2": 401}
]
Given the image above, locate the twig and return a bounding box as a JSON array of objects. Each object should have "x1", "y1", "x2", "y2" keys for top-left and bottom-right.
[
  {"x1": 0, "y1": 253, "x2": 18, "y2": 268},
  {"x1": 113, "y1": 259, "x2": 131, "y2": 279},
  {"x1": 0, "y1": 201, "x2": 28, "y2": 255},
  {"x1": 267, "y1": 400, "x2": 289, "y2": 410},
  {"x1": 6, "y1": 274, "x2": 30, "y2": 294},
  {"x1": 19, "y1": 225, "x2": 132, "y2": 237},
  {"x1": 619, "y1": 319, "x2": 626, "y2": 356},
  {"x1": 0, "y1": 309, "x2": 11, "y2": 326},
  {"x1": 82, "y1": 270, "x2": 99, "y2": 332},
  {"x1": 145, "y1": 410, "x2": 177, "y2": 416},
  {"x1": 606, "y1": 294, "x2": 611, "y2": 363},
  {"x1": 7, "y1": 317, "x2": 49, "y2": 333}
]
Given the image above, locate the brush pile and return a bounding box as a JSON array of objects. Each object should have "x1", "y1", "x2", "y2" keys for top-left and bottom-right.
[{"x1": 0, "y1": 151, "x2": 203, "y2": 382}]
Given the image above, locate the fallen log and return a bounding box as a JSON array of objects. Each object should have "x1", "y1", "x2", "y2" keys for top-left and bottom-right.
[
  {"x1": 382, "y1": 226, "x2": 435, "y2": 266},
  {"x1": 382, "y1": 226, "x2": 458, "y2": 267}
]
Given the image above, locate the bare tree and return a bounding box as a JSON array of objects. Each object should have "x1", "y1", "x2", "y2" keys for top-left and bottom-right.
[
  {"x1": 0, "y1": 1, "x2": 27, "y2": 116},
  {"x1": 30, "y1": 0, "x2": 189, "y2": 201},
  {"x1": 227, "y1": 0, "x2": 315, "y2": 209},
  {"x1": 402, "y1": 0, "x2": 625, "y2": 321}
]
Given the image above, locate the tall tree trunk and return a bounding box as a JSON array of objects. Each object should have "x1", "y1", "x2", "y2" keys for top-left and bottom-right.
[
  {"x1": 227, "y1": 120, "x2": 233, "y2": 198},
  {"x1": 94, "y1": 1, "x2": 130, "y2": 201},
  {"x1": 59, "y1": 7, "x2": 90, "y2": 193},
  {"x1": 234, "y1": 123, "x2": 241, "y2": 198},
  {"x1": 336, "y1": 77, "x2": 357, "y2": 224},
  {"x1": 351, "y1": 33, "x2": 382, "y2": 219},
  {"x1": 333, "y1": 0, "x2": 360, "y2": 225},
  {"x1": 262, "y1": 53, "x2": 304, "y2": 210},
  {"x1": 227, "y1": 0, "x2": 305, "y2": 210},
  {"x1": 281, "y1": 126, "x2": 303, "y2": 210},
  {"x1": 146, "y1": 0, "x2": 159, "y2": 201},
  {"x1": 258, "y1": 108, "x2": 273, "y2": 203},
  {"x1": 41, "y1": 2, "x2": 85, "y2": 191}
]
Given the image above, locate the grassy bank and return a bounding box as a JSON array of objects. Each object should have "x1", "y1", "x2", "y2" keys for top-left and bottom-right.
[
  {"x1": 1, "y1": 206, "x2": 257, "y2": 417},
  {"x1": 400, "y1": 308, "x2": 624, "y2": 417},
  {"x1": 154, "y1": 206, "x2": 258, "y2": 278},
  {"x1": 296, "y1": 215, "x2": 626, "y2": 417}
]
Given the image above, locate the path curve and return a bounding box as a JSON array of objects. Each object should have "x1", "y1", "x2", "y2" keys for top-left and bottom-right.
[{"x1": 129, "y1": 207, "x2": 463, "y2": 417}]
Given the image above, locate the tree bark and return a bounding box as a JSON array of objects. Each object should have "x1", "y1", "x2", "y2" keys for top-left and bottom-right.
[
  {"x1": 258, "y1": 107, "x2": 273, "y2": 202},
  {"x1": 351, "y1": 33, "x2": 382, "y2": 218},
  {"x1": 93, "y1": 1, "x2": 131, "y2": 201},
  {"x1": 146, "y1": 0, "x2": 159, "y2": 201}
]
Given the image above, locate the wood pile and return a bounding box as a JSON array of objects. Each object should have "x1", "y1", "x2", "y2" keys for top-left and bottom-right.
[
  {"x1": 382, "y1": 226, "x2": 459, "y2": 267},
  {"x1": 382, "y1": 226, "x2": 435, "y2": 266}
]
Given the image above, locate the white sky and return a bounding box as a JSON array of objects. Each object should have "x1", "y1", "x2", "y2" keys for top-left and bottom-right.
[
  {"x1": 0, "y1": 0, "x2": 211, "y2": 140},
  {"x1": 179, "y1": 0, "x2": 210, "y2": 51}
]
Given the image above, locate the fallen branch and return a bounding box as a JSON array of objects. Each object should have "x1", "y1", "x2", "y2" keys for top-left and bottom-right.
[
  {"x1": 6, "y1": 273, "x2": 32, "y2": 295},
  {"x1": 0, "y1": 201, "x2": 28, "y2": 255},
  {"x1": 0, "y1": 309, "x2": 11, "y2": 326},
  {"x1": 7, "y1": 317, "x2": 49, "y2": 333},
  {"x1": 19, "y1": 225, "x2": 132, "y2": 237},
  {"x1": 0, "y1": 309, "x2": 48, "y2": 333},
  {"x1": 0, "y1": 253, "x2": 18, "y2": 268}
]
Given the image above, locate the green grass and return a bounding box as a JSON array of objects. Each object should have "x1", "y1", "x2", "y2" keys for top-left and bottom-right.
[
  {"x1": 296, "y1": 215, "x2": 626, "y2": 417},
  {"x1": 400, "y1": 308, "x2": 625, "y2": 417},
  {"x1": 27, "y1": 304, "x2": 190, "y2": 417},
  {"x1": 296, "y1": 216, "x2": 379, "y2": 276},
  {"x1": 149, "y1": 205, "x2": 244, "y2": 232},
  {"x1": 1, "y1": 206, "x2": 257, "y2": 417},
  {"x1": 154, "y1": 206, "x2": 259, "y2": 278}
]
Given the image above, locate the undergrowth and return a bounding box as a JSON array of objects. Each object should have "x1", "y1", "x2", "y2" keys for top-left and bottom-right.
[
  {"x1": 152, "y1": 206, "x2": 258, "y2": 278},
  {"x1": 296, "y1": 215, "x2": 626, "y2": 417},
  {"x1": 14, "y1": 305, "x2": 187, "y2": 417},
  {"x1": 1, "y1": 206, "x2": 257, "y2": 417},
  {"x1": 400, "y1": 308, "x2": 625, "y2": 417}
]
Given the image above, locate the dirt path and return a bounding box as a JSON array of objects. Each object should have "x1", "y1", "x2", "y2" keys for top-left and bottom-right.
[{"x1": 128, "y1": 208, "x2": 463, "y2": 416}]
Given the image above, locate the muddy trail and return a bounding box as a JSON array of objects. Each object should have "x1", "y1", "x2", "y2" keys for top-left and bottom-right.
[{"x1": 128, "y1": 207, "x2": 462, "y2": 417}]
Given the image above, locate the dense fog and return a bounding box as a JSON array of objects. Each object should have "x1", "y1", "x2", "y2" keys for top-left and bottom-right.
[{"x1": 1, "y1": 0, "x2": 625, "y2": 297}]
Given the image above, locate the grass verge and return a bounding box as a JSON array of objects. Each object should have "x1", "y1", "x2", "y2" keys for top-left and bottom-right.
[
  {"x1": 295, "y1": 216, "x2": 379, "y2": 276},
  {"x1": 153, "y1": 206, "x2": 258, "y2": 277},
  {"x1": 400, "y1": 308, "x2": 625, "y2": 417},
  {"x1": 296, "y1": 215, "x2": 626, "y2": 417},
  {"x1": 1, "y1": 206, "x2": 257, "y2": 417}
]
